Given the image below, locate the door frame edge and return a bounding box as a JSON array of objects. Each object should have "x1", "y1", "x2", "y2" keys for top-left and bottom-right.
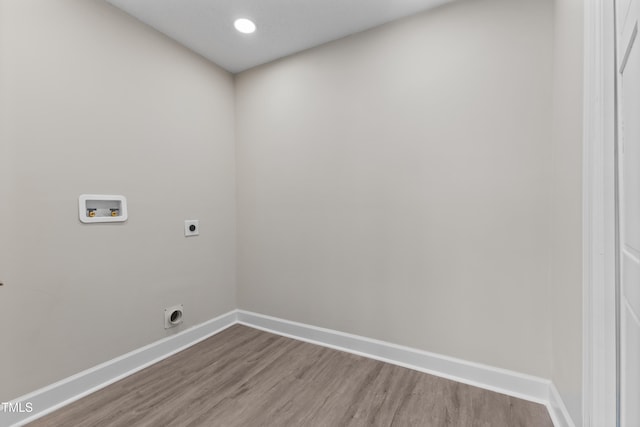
[{"x1": 583, "y1": 0, "x2": 618, "y2": 425}]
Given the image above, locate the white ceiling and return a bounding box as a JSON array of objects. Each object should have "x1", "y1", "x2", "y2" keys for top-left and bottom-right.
[{"x1": 105, "y1": 0, "x2": 452, "y2": 73}]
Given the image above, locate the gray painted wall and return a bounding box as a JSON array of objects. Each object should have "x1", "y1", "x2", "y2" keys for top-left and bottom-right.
[
  {"x1": 236, "y1": 0, "x2": 555, "y2": 379},
  {"x1": 0, "y1": 0, "x2": 237, "y2": 400},
  {"x1": 551, "y1": 0, "x2": 584, "y2": 423}
]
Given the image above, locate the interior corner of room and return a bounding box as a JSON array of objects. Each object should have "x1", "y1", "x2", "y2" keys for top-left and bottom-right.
[{"x1": 0, "y1": 0, "x2": 607, "y2": 426}]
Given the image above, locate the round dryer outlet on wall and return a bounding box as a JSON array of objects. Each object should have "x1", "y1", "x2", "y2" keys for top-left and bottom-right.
[{"x1": 164, "y1": 304, "x2": 184, "y2": 329}]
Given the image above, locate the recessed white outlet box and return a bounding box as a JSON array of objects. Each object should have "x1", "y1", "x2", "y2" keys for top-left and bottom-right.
[
  {"x1": 164, "y1": 304, "x2": 184, "y2": 329},
  {"x1": 184, "y1": 220, "x2": 199, "y2": 236},
  {"x1": 79, "y1": 194, "x2": 128, "y2": 223}
]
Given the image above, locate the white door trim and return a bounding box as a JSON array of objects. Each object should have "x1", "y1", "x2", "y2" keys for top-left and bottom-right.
[{"x1": 583, "y1": 0, "x2": 618, "y2": 425}]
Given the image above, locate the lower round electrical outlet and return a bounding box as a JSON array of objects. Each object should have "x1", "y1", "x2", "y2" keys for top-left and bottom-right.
[{"x1": 164, "y1": 304, "x2": 184, "y2": 329}]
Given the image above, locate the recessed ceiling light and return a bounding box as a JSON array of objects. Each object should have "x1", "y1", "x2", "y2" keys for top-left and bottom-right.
[{"x1": 234, "y1": 18, "x2": 256, "y2": 34}]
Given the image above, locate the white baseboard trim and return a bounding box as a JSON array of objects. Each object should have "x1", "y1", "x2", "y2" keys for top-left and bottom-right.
[
  {"x1": 4, "y1": 309, "x2": 575, "y2": 427},
  {"x1": 236, "y1": 310, "x2": 575, "y2": 427},
  {"x1": 548, "y1": 383, "x2": 577, "y2": 427},
  {"x1": 3, "y1": 310, "x2": 238, "y2": 427}
]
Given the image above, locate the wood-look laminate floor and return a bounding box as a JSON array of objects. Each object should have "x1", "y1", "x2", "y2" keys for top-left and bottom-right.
[{"x1": 28, "y1": 325, "x2": 553, "y2": 427}]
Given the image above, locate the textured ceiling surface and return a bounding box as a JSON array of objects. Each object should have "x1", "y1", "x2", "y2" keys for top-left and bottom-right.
[{"x1": 106, "y1": 0, "x2": 451, "y2": 73}]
